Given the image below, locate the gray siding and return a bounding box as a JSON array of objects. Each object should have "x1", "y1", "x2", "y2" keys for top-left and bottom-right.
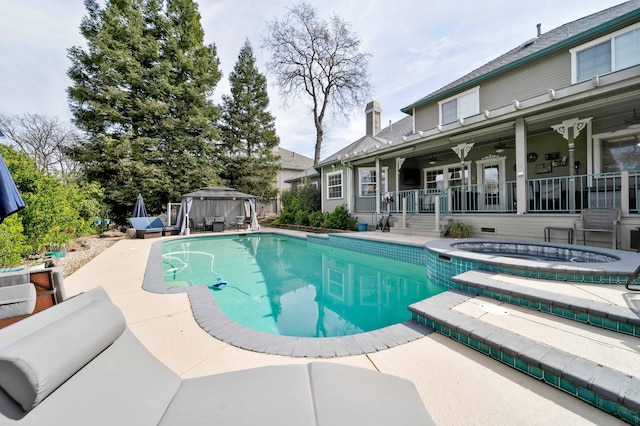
[
  {"x1": 413, "y1": 50, "x2": 571, "y2": 133},
  {"x1": 479, "y1": 50, "x2": 570, "y2": 111},
  {"x1": 414, "y1": 103, "x2": 439, "y2": 134}
]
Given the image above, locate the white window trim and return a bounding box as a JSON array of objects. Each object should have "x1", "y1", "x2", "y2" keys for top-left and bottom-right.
[
  {"x1": 358, "y1": 166, "x2": 389, "y2": 196},
  {"x1": 475, "y1": 156, "x2": 506, "y2": 185},
  {"x1": 423, "y1": 161, "x2": 472, "y2": 188},
  {"x1": 438, "y1": 86, "x2": 480, "y2": 125},
  {"x1": 326, "y1": 170, "x2": 343, "y2": 200},
  {"x1": 570, "y1": 21, "x2": 640, "y2": 84}
]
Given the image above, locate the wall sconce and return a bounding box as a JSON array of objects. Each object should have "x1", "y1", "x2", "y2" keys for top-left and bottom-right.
[
  {"x1": 592, "y1": 75, "x2": 600, "y2": 87},
  {"x1": 331, "y1": 164, "x2": 336, "y2": 170},
  {"x1": 512, "y1": 100, "x2": 521, "y2": 110},
  {"x1": 547, "y1": 89, "x2": 556, "y2": 99}
]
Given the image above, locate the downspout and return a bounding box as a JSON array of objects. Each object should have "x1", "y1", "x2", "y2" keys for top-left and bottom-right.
[{"x1": 320, "y1": 167, "x2": 324, "y2": 213}]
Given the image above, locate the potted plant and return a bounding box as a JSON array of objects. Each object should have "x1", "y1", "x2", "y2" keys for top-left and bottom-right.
[{"x1": 449, "y1": 222, "x2": 471, "y2": 238}]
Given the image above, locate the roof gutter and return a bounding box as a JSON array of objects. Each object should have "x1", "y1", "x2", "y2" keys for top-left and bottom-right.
[{"x1": 400, "y1": 8, "x2": 640, "y2": 114}]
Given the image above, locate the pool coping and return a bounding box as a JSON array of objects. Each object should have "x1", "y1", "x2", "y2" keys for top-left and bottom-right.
[
  {"x1": 425, "y1": 238, "x2": 640, "y2": 276},
  {"x1": 142, "y1": 231, "x2": 432, "y2": 358},
  {"x1": 409, "y1": 290, "x2": 640, "y2": 422}
]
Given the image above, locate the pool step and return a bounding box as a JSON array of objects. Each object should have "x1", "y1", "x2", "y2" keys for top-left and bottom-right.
[
  {"x1": 450, "y1": 270, "x2": 640, "y2": 338},
  {"x1": 409, "y1": 290, "x2": 640, "y2": 424}
]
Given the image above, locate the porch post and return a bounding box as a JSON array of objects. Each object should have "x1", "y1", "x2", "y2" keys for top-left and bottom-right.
[
  {"x1": 375, "y1": 156, "x2": 381, "y2": 214},
  {"x1": 567, "y1": 127, "x2": 576, "y2": 212},
  {"x1": 621, "y1": 171, "x2": 630, "y2": 215},
  {"x1": 434, "y1": 196, "x2": 440, "y2": 232},
  {"x1": 515, "y1": 118, "x2": 527, "y2": 215},
  {"x1": 551, "y1": 118, "x2": 593, "y2": 213}
]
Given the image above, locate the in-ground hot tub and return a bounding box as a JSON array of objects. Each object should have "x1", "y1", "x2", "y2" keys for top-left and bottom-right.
[
  {"x1": 451, "y1": 241, "x2": 619, "y2": 263},
  {"x1": 424, "y1": 238, "x2": 639, "y2": 286}
]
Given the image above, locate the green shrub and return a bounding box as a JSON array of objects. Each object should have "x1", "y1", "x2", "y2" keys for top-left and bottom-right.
[
  {"x1": 294, "y1": 210, "x2": 309, "y2": 225},
  {"x1": 308, "y1": 211, "x2": 325, "y2": 227},
  {"x1": 0, "y1": 215, "x2": 27, "y2": 267},
  {"x1": 0, "y1": 144, "x2": 104, "y2": 259},
  {"x1": 324, "y1": 204, "x2": 357, "y2": 230},
  {"x1": 448, "y1": 221, "x2": 471, "y2": 238},
  {"x1": 296, "y1": 184, "x2": 321, "y2": 212},
  {"x1": 279, "y1": 210, "x2": 295, "y2": 224}
]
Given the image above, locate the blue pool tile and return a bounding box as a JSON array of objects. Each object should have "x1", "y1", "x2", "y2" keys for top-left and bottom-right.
[
  {"x1": 577, "y1": 386, "x2": 596, "y2": 404},
  {"x1": 559, "y1": 378, "x2": 577, "y2": 395},
  {"x1": 544, "y1": 371, "x2": 559, "y2": 386}
]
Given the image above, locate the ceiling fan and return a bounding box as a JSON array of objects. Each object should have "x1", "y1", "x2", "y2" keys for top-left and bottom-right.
[
  {"x1": 599, "y1": 108, "x2": 640, "y2": 132},
  {"x1": 625, "y1": 108, "x2": 640, "y2": 128},
  {"x1": 494, "y1": 142, "x2": 513, "y2": 153}
]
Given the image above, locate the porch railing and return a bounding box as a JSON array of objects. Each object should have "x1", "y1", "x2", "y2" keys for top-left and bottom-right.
[
  {"x1": 447, "y1": 181, "x2": 517, "y2": 213},
  {"x1": 352, "y1": 171, "x2": 639, "y2": 216},
  {"x1": 528, "y1": 172, "x2": 639, "y2": 213}
]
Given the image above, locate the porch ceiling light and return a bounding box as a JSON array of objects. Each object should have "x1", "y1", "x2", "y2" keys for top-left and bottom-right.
[{"x1": 428, "y1": 156, "x2": 437, "y2": 165}]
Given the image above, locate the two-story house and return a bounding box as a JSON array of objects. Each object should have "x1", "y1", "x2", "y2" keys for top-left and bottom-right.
[{"x1": 315, "y1": 1, "x2": 640, "y2": 249}]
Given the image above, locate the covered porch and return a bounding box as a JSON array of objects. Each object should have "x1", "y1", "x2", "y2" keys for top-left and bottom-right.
[{"x1": 346, "y1": 83, "x2": 640, "y2": 248}]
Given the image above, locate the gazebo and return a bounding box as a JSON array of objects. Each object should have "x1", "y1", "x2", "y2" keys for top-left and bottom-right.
[{"x1": 177, "y1": 186, "x2": 258, "y2": 234}]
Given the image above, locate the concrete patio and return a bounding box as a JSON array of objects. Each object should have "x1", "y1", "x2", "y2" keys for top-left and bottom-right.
[{"x1": 63, "y1": 230, "x2": 632, "y2": 425}]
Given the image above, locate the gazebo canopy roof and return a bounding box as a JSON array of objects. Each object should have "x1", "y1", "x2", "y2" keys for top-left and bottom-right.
[{"x1": 182, "y1": 186, "x2": 257, "y2": 200}]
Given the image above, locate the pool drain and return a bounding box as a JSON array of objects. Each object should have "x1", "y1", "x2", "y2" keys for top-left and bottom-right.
[{"x1": 479, "y1": 303, "x2": 509, "y2": 315}]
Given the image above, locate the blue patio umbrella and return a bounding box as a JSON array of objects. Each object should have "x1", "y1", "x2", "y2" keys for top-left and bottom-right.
[
  {"x1": 0, "y1": 153, "x2": 25, "y2": 224},
  {"x1": 132, "y1": 193, "x2": 147, "y2": 218}
]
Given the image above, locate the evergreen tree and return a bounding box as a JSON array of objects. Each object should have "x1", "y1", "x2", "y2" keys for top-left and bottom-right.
[
  {"x1": 67, "y1": 0, "x2": 221, "y2": 222},
  {"x1": 219, "y1": 39, "x2": 280, "y2": 201}
]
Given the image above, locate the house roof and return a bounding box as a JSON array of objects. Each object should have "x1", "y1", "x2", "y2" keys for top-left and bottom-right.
[
  {"x1": 276, "y1": 146, "x2": 314, "y2": 170},
  {"x1": 317, "y1": 115, "x2": 414, "y2": 166},
  {"x1": 285, "y1": 167, "x2": 320, "y2": 183},
  {"x1": 401, "y1": 0, "x2": 640, "y2": 113},
  {"x1": 182, "y1": 186, "x2": 256, "y2": 200}
]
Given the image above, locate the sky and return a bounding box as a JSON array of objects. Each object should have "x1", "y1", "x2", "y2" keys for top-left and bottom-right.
[{"x1": 0, "y1": 0, "x2": 630, "y2": 161}]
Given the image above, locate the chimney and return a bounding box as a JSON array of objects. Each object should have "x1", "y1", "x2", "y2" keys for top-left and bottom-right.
[
  {"x1": 365, "y1": 101, "x2": 381, "y2": 136},
  {"x1": 537, "y1": 23, "x2": 541, "y2": 37}
]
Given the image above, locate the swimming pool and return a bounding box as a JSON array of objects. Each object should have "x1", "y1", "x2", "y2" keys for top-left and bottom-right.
[{"x1": 162, "y1": 234, "x2": 443, "y2": 337}]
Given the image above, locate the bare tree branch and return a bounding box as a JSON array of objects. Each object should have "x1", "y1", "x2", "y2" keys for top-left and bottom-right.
[
  {"x1": 0, "y1": 113, "x2": 84, "y2": 178},
  {"x1": 262, "y1": 2, "x2": 371, "y2": 163}
]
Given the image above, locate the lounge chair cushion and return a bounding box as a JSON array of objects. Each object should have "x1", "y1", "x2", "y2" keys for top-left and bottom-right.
[
  {"x1": 0, "y1": 300, "x2": 125, "y2": 410},
  {"x1": 0, "y1": 271, "x2": 30, "y2": 288},
  {"x1": 159, "y1": 365, "x2": 316, "y2": 426},
  {"x1": 0, "y1": 284, "x2": 36, "y2": 320}
]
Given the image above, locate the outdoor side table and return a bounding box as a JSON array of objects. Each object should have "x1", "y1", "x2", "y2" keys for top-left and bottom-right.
[{"x1": 544, "y1": 227, "x2": 573, "y2": 244}]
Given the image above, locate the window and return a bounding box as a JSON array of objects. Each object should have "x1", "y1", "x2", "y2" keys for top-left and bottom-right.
[
  {"x1": 438, "y1": 87, "x2": 479, "y2": 125},
  {"x1": 358, "y1": 167, "x2": 388, "y2": 196},
  {"x1": 425, "y1": 169, "x2": 444, "y2": 190},
  {"x1": 601, "y1": 135, "x2": 640, "y2": 173},
  {"x1": 327, "y1": 171, "x2": 343, "y2": 199},
  {"x1": 572, "y1": 23, "x2": 640, "y2": 83}
]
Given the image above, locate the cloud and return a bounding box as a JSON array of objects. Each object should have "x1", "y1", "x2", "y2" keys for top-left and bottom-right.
[{"x1": 0, "y1": 0, "x2": 626, "y2": 163}]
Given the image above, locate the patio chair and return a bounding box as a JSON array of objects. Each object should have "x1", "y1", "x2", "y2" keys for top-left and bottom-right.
[
  {"x1": 128, "y1": 217, "x2": 163, "y2": 239},
  {"x1": 0, "y1": 268, "x2": 65, "y2": 328},
  {"x1": 0, "y1": 287, "x2": 434, "y2": 425},
  {"x1": 573, "y1": 208, "x2": 620, "y2": 249},
  {"x1": 234, "y1": 215, "x2": 246, "y2": 230}
]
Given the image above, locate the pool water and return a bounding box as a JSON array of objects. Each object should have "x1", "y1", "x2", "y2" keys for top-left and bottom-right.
[{"x1": 162, "y1": 235, "x2": 443, "y2": 337}]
